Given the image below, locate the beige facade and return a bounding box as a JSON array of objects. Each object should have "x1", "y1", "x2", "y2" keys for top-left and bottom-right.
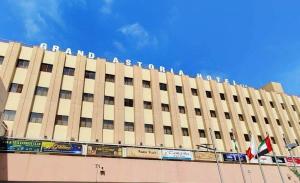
[{"x1": 0, "y1": 41, "x2": 299, "y2": 156}]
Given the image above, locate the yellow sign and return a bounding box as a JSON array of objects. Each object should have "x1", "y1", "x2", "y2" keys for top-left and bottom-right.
[
  {"x1": 125, "y1": 147, "x2": 161, "y2": 159},
  {"x1": 194, "y1": 151, "x2": 216, "y2": 161}
]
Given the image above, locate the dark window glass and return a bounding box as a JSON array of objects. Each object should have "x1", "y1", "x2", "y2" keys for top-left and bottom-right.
[
  {"x1": 244, "y1": 134, "x2": 250, "y2": 141},
  {"x1": 85, "y1": 71, "x2": 95, "y2": 79},
  {"x1": 124, "y1": 77, "x2": 133, "y2": 85},
  {"x1": 229, "y1": 132, "x2": 234, "y2": 140},
  {"x1": 35, "y1": 86, "x2": 48, "y2": 96},
  {"x1": 124, "y1": 99, "x2": 134, "y2": 107},
  {"x1": 210, "y1": 110, "x2": 217, "y2": 118},
  {"x1": 258, "y1": 99, "x2": 263, "y2": 106},
  {"x1": 258, "y1": 135, "x2": 263, "y2": 142},
  {"x1": 28, "y1": 112, "x2": 43, "y2": 123},
  {"x1": 220, "y1": 93, "x2": 225, "y2": 100},
  {"x1": 251, "y1": 116, "x2": 257, "y2": 123},
  {"x1": 0, "y1": 56, "x2": 4, "y2": 64},
  {"x1": 176, "y1": 86, "x2": 182, "y2": 93},
  {"x1": 182, "y1": 128, "x2": 189, "y2": 136},
  {"x1": 3, "y1": 110, "x2": 16, "y2": 121},
  {"x1": 80, "y1": 117, "x2": 92, "y2": 128},
  {"x1": 16, "y1": 59, "x2": 29, "y2": 68},
  {"x1": 270, "y1": 101, "x2": 274, "y2": 108},
  {"x1": 63, "y1": 67, "x2": 75, "y2": 76},
  {"x1": 246, "y1": 97, "x2": 251, "y2": 104},
  {"x1": 163, "y1": 126, "x2": 172, "y2": 135},
  {"x1": 83, "y1": 93, "x2": 94, "y2": 102},
  {"x1": 124, "y1": 122, "x2": 134, "y2": 131},
  {"x1": 271, "y1": 137, "x2": 276, "y2": 144},
  {"x1": 179, "y1": 106, "x2": 186, "y2": 114},
  {"x1": 224, "y1": 112, "x2": 230, "y2": 119},
  {"x1": 238, "y1": 114, "x2": 244, "y2": 121},
  {"x1": 55, "y1": 115, "x2": 68, "y2": 126},
  {"x1": 264, "y1": 117, "x2": 269, "y2": 124},
  {"x1": 195, "y1": 108, "x2": 201, "y2": 116},
  {"x1": 199, "y1": 129, "x2": 206, "y2": 138},
  {"x1": 276, "y1": 119, "x2": 281, "y2": 126},
  {"x1": 214, "y1": 131, "x2": 222, "y2": 139},
  {"x1": 105, "y1": 74, "x2": 115, "y2": 82},
  {"x1": 103, "y1": 120, "x2": 114, "y2": 129},
  {"x1": 59, "y1": 90, "x2": 72, "y2": 99},
  {"x1": 104, "y1": 96, "x2": 114, "y2": 105},
  {"x1": 9, "y1": 83, "x2": 23, "y2": 93},
  {"x1": 295, "y1": 139, "x2": 299, "y2": 146},
  {"x1": 233, "y1": 95, "x2": 238, "y2": 102},
  {"x1": 288, "y1": 121, "x2": 292, "y2": 127},
  {"x1": 206, "y1": 91, "x2": 212, "y2": 98},
  {"x1": 281, "y1": 103, "x2": 285, "y2": 110},
  {"x1": 292, "y1": 105, "x2": 296, "y2": 111},
  {"x1": 145, "y1": 124, "x2": 154, "y2": 133},
  {"x1": 161, "y1": 103, "x2": 170, "y2": 112},
  {"x1": 191, "y1": 88, "x2": 198, "y2": 96},
  {"x1": 160, "y1": 83, "x2": 167, "y2": 91},
  {"x1": 144, "y1": 101, "x2": 152, "y2": 109},
  {"x1": 40, "y1": 63, "x2": 53, "y2": 72},
  {"x1": 142, "y1": 80, "x2": 151, "y2": 88}
]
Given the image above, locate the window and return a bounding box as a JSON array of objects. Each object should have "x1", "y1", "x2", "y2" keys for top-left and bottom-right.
[
  {"x1": 179, "y1": 106, "x2": 186, "y2": 114},
  {"x1": 191, "y1": 88, "x2": 198, "y2": 96},
  {"x1": 206, "y1": 91, "x2": 212, "y2": 98},
  {"x1": 251, "y1": 116, "x2": 257, "y2": 123},
  {"x1": 83, "y1": 93, "x2": 94, "y2": 102},
  {"x1": 281, "y1": 103, "x2": 285, "y2": 110},
  {"x1": 9, "y1": 83, "x2": 23, "y2": 93},
  {"x1": 276, "y1": 119, "x2": 281, "y2": 126},
  {"x1": 195, "y1": 108, "x2": 201, "y2": 116},
  {"x1": 85, "y1": 71, "x2": 95, "y2": 79},
  {"x1": 162, "y1": 103, "x2": 170, "y2": 112},
  {"x1": 292, "y1": 105, "x2": 296, "y2": 111},
  {"x1": 270, "y1": 101, "x2": 274, "y2": 108},
  {"x1": 271, "y1": 137, "x2": 276, "y2": 144},
  {"x1": 103, "y1": 120, "x2": 114, "y2": 129},
  {"x1": 220, "y1": 93, "x2": 225, "y2": 100},
  {"x1": 229, "y1": 132, "x2": 234, "y2": 140},
  {"x1": 59, "y1": 90, "x2": 72, "y2": 99},
  {"x1": 224, "y1": 112, "x2": 230, "y2": 119},
  {"x1": 124, "y1": 99, "x2": 134, "y2": 107},
  {"x1": 238, "y1": 114, "x2": 244, "y2": 121},
  {"x1": 244, "y1": 134, "x2": 250, "y2": 141},
  {"x1": 105, "y1": 74, "x2": 115, "y2": 82},
  {"x1": 288, "y1": 121, "x2": 292, "y2": 127},
  {"x1": 214, "y1": 131, "x2": 222, "y2": 139},
  {"x1": 163, "y1": 126, "x2": 172, "y2": 135},
  {"x1": 210, "y1": 110, "x2": 217, "y2": 118},
  {"x1": 0, "y1": 56, "x2": 4, "y2": 64},
  {"x1": 80, "y1": 117, "x2": 92, "y2": 128},
  {"x1": 182, "y1": 128, "x2": 189, "y2": 136},
  {"x1": 295, "y1": 139, "x2": 299, "y2": 146},
  {"x1": 258, "y1": 135, "x2": 263, "y2": 142},
  {"x1": 63, "y1": 67, "x2": 75, "y2": 76},
  {"x1": 28, "y1": 112, "x2": 43, "y2": 123},
  {"x1": 40, "y1": 63, "x2": 53, "y2": 72},
  {"x1": 160, "y1": 83, "x2": 167, "y2": 91},
  {"x1": 246, "y1": 97, "x2": 251, "y2": 104},
  {"x1": 264, "y1": 117, "x2": 269, "y2": 124},
  {"x1": 16, "y1": 59, "x2": 29, "y2": 68},
  {"x1": 3, "y1": 110, "x2": 16, "y2": 121},
  {"x1": 142, "y1": 80, "x2": 151, "y2": 88},
  {"x1": 104, "y1": 96, "x2": 114, "y2": 105},
  {"x1": 124, "y1": 77, "x2": 133, "y2": 85},
  {"x1": 233, "y1": 95, "x2": 238, "y2": 102},
  {"x1": 258, "y1": 99, "x2": 263, "y2": 106},
  {"x1": 125, "y1": 122, "x2": 134, "y2": 131},
  {"x1": 35, "y1": 86, "x2": 48, "y2": 96},
  {"x1": 144, "y1": 101, "x2": 152, "y2": 109},
  {"x1": 176, "y1": 86, "x2": 182, "y2": 93},
  {"x1": 199, "y1": 129, "x2": 206, "y2": 138},
  {"x1": 145, "y1": 124, "x2": 154, "y2": 133},
  {"x1": 55, "y1": 115, "x2": 68, "y2": 126}
]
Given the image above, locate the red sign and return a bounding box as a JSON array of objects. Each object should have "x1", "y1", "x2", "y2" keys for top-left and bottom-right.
[{"x1": 285, "y1": 157, "x2": 300, "y2": 167}]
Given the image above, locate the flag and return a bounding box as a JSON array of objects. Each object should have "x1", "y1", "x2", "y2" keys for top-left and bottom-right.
[
  {"x1": 246, "y1": 134, "x2": 257, "y2": 160},
  {"x1": 257, "y1": 136, "x2": 273, "y2": 156},
  {"x1": 233, "y1": 139, "x2": 238, "y2": 152}
]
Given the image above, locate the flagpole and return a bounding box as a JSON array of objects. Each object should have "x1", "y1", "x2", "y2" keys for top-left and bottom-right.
[
  {"x1": 232, "y1": 129, "x2": 246, "y2": 183},
  {"x1": 209, "y1": 128, "x2": 224, "y2": 183},
  {"x1": 283, "y1": 134, "x2": 298, "y2": 173},
  {"x1": 251, "y1": 132, "x2": 267, "y2": 183}
]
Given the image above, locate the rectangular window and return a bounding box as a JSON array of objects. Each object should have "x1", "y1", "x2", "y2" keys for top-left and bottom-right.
[
  {"x1": 206, "y1": 91, "x2": 212, "y2": 98},
  {"x1": 9, "y1": 83, "x2": 23, "y2": 93},
  {"x1": 103, "y1": 120, "x2": 114, "y2": 129},
  {"x1": 288, "y1": 121, "x2": 292, "y2": 127},
  {"x1": 281, "y1": 103, "x2": 285, "y2": 110},
  {"x1": 124, "y1": 98, "x2": 134, "y2": 107},
  {"x1": 82, "y1": 93, "x2": 94, "y2": 102},
  {"x1": 161, "y1": 103, "x2": 170, "y2": 112},
  {"x1": 199, "y1": 129, "x2": 206, "y2": 138},
  {"x1": 40, "y1": 63, "x2": 53, "y2": 72},
  {"x1": 292, "y1": 105, "x2": 296, "y2": 111},
  {"x1": 63, "y1": 67, "x2": 75, "y2": 76},
  {"x1": 124, "y1": 122, "x2": 134, "y2": 131},
  {"x1": 276, "y1": 119, "x2": 281, "y2": 126},
  {"x1": 220, "y1": 93, "x2": 225, "y2": 100},
  {"x1": 80, "y1": 117, "x2": 92, "y2": 128},
  {"x1": 163, "y1": 126, "x2": 172, "y2": 135},
  {"x1": 246, "y1": 97, "x2": 251, "y2": 104},
  {"x1": 104, "y1": 96, "x2": 114, "y2": 105},
  {"x1": 233, "y1": 95, "x2": 238, "y2": 102},
  {"x1": 210, "y1": 110, "x2": 217, "y2": 118},
  {"x1": 28, "y1": 112, "x2": 43, "y2": 123},
  {"x1": 229, "y1": 132, "x2": 234, "y2": 140},
  {"x1": 145, "y1": 124, "x2": 154, "y2": 133},
  {"x1": 258, "y1": 135, "x2": 263, "y2": 142},
  {"x1": 251, "y1": 116, "x2": 257, "y2": 123},
  {"x1": 176, "y1": 86, "x2": 182, "y2": 93},
  {"x1": 142, "y1": 80, "x2": 151, "y2": 88},
  {"x1": 264, "y1": 117, "x2": 269, "y2": 124},
  {"x1": 124, "y1": 77, "x2": 133, "y2": 85},
  {"x1": 258, "y1": 99, "x2": 263, "y2": 106},
  {"x1": 59, "y1": 90, "x2": 72, "y2": 99},
  {"x1": 3, "y1": 110, "x2": 16, "y2": 121},
  {"x1": 16, "y1": 59, "x2": 29, "y2": 68},
  {"x1": 0, "y1": 56, "x2": 4, "y2": 64},
  {"x1": 144, "y1": 101, "x2": 152, "y2": 109},
  {"x1": 195, "y1": 108, "x2": 201, "y2": 116},
  {"x1": 85, "y1": 71, "x2": 95, "y2": 79},
  {"x1": 224, "y1": 112, "x2": 230, "y2": 119},
  {"x1": 55, "y1": 115, "x2": 68, "y2": 126},
  {"x1": 271, "y1": 137, "x2": 276, "y2": 144},
  {"x1": 191, "y1": 88, "x2": 198, "y2": 96},
  {"x1": 295, "y1": 139, "x2": 299, "y2": 146},
  {"x1": 270, "y1": 101, "x2": 274, "y2": 108},
  {"x1": 35, "y1": 86, "x2": 48, "y2": 96},
  {"x1": 238, "y1": 114, "x2": 244, "y2": 121},
  {"x1": 160, "y1": 83, "x2": 167, "y2": 91},
  {"x1": 244, "y1": 134, "x2": 250, "y2": 141},
  {"x1": 179, "y1": 106, "x2": 186, "y2": 114},
  {"x1": 182, "y1": 128, "x2": 189, "y2": 136},
  {"x1": 105, "y1": 74, "x2": 115, "y2": 82},
  {"x1": 214, "y1": 131, "x2": 222, "y2": 139}
]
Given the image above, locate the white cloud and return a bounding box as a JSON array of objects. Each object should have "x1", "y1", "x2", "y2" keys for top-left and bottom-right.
[
  {"x1": 113, "y1": 41, "x2": 126, "y2": 52},
  {"x1": 118, "y1": 23, "x2": 158, "y2": 48},
  {"x1": 100, "y1": 0, "x2": 114, "y2": 14}
]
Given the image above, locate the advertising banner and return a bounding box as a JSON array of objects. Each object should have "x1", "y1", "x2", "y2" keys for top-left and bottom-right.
[
  {"x1": 272, "y1": 156, "x2": 286, "y2": 164},
  {"x1": 87, "y1": 145, "x2": 122, "y2": 157},
  {"x1": 0, "y1": 139, "x2": 41, "y2": 152},
  {"x1": 194, "y1": 151, "x2": 216, "y2": 161},
  {"x1": 162, "y1": 150, "x2": 193, "y2": 160},
  {"x1": 222, "y1": 153, "x2": 247, "y2": 163},
  {"x1": 125, "y1": 147, "x2": 161, "y2": 159},
  {"x1": 249, "y1": 156, "x2": 273, "y2": 164},
  {"x1": 285, "y1": 157, "x2": 300, "y2": 167},
  {"x1": 41, "y1": 141, "x2": 82, "y2": 154}
]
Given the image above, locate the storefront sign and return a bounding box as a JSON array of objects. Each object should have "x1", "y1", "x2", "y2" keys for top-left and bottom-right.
[
  {"x1": 162, "y1": 150, "x2": 193, "y2": 160},
  {"x1": 41, "y1": 141, "x2": 82, "y2": 154},
  {"x1": 125, "y1": 147, "x2": 161, "y2": 159},
  {"x1": 272, "y1": 156, "x2": 286, "y2": 164},
  {"x1": 285, "y1": 157, "x2": 300, "y2": 167},
  {"x1": 222, "y1": 153, "x2": 247, "y2": 163},
  {"x1": 87, "y1": 145, "x2": 122, "y2": 157},
  {"x1": 249, "y1": 156, "x2": 273, "y2": 164},
  {"x1": 0, "y1": 139, "x2": 41, "y2": 152},
  {"x1": 194, "y1": 151, "x2": 216, "y2": 161}
]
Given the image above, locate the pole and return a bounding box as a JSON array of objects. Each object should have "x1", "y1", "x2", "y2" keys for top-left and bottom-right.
[
  {"x1": 209, "y1": 128, "x2": 224, "y2": 183},
  {"x1": 232, "y1": 129, "x2": 246, "y2": 183},
  {"x1": 283, "y1": 134, "x2": 298, "y2": 173},
  {"x1": 272, "y1": 151, "x2": 285, "y2": 183},
  {"x1": 256, "y1": 153, "x2": 267, "y2": 183}
]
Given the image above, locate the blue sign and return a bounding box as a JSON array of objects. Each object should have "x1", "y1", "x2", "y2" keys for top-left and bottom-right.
[
  {"x1": 223, "y1": 153, "x2": 247, "y2": 162},
  {"x1": 41, "y1": 141, "x2": 82, "y2": 154}
]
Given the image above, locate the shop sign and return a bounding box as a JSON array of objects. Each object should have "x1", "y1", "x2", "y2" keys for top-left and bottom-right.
[
  {"x1": 222, "y1": 153, "x2": 247, "y2": 163},
  {"x1": 271, "y1": 156, "x2": 286, "y2": 164},
  {"x1": 87, "y1": 145, "x2": 122, "y2": 157},
  {"x1": 285, "y1": 157, "x2": 300, "y2": 167},
  {"x1": 162, "y1": 150, "x2": 193, "y2": 160},
  {"x1": 125, "y1": 147, "x2": 161, "y2": 159},
  {"x1": 41, "y1": 141, "x2": 82, "y2": 154},
  {"x1": 194, "y1": 151, "x2": 216, "y2": 161},
  {"x1": 0, "y1": 139, "x2": 41, "y2": 152},
  {"x1": 249, "y1": 156, "x2": 273, "y2": 164}
]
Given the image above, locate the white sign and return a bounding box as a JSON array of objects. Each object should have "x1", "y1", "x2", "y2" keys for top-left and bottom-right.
[
  {"x1": 249, "y1": 156, "x2": 273, "y2": 164},
  {"x1": 162, "y1": 150, "x2": 193, "y2": 160}
]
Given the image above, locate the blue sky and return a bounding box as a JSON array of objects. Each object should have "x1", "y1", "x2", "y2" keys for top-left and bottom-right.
[{"x1": 0, "y1": 0, "x2": 299, "y2": 95}]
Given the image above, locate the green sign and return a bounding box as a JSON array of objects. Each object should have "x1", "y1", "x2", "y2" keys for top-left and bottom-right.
[{"x1": 0, "y1": 139, "x2": 41, "y2": 152}]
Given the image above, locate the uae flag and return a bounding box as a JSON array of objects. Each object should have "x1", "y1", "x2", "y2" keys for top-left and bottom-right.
[
  {"x1": 246, "y1": 134, "x2": 257, "y2": 160},
  {"x1": 257, "y1": 136, "x2": 273, "y2": 156}
]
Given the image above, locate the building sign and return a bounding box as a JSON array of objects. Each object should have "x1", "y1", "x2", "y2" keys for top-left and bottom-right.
[
  {"x1": 285, "y1": 157, "x2": 300, "y2": 167},
  {"x1": 125, "y1": 147, "x2": 161, "y2": 159},
  {"x1": 161, "y1": 150, "x2": 193, "y2": 160},
  {"x1": 0, "y1": 139, "x2": 41, "y2": 152},
  {"x1": 249, "y1": 156, "x2": 273, "y2": 164},
  {"x1": 87, "y1": 145, "x2": 122, "y2": 157},
  {"x1": 222, "y1": 153, "x2": 247, "y2": 163},
  {"x1": 272, "y1": 156, "x2": 286, "y2": 164},
  {"x1": 194, "y1": 151, "x2": 216, "y2": 161},
  {"x1": 41, "y1": 141, "x2": 82, "y2": 154}
]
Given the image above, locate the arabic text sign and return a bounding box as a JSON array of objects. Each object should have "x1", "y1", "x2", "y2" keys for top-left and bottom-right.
[
  {"x1": 125, "y1": 147, "x2": 161, "y2": 159},
  {"x1": 41, "y1": 141, "x2": 82, "y2": 154},
  {"x1": 0, "y1": 139, "x2": 41, "y2": 152},
  {"x1": 162, "y1": 150, "x2": 193, "y2": 160},
  {"x1": 285, "y1": 157, "x2": 300, "y2": 167},
  {"x1": 249, "y1": 156, "x2": 273, "y2": 164},
  {"x1": 194, "y1": 151, "x2": 216, "y2": 161},
  {"x1": 87, "y1": 145, "x2": 122, "y2": 157}
]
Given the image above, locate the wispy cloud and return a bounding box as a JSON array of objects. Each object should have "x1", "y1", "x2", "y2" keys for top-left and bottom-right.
[
  {"x1": 100, "y1": 0, "x2": 114, "y2": 15},
  {"x1": 118, "y1": 23, "x2": 158, "y2": 48},
  {"x1": 113, "y1": 41, "x2": 126, "y2": 52}
]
